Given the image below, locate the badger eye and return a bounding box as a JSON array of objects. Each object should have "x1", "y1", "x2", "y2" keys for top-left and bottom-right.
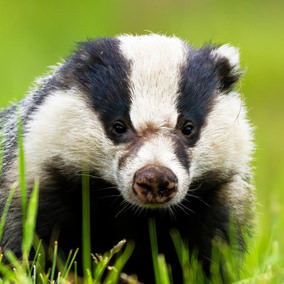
[
  {"x1": 182, "y1": 122, "x2": 194, "y2": 136},
  {"x1": 112, "y1": 121, "x2": 127, "y2": 135}
]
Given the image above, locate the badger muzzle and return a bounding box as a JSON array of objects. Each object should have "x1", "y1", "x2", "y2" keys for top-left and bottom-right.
[{"x1": 132, "y1": 165, "x2": 178, "y2": 204}]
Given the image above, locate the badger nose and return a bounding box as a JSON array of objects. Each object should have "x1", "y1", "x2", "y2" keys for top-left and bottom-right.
[{"x1": 133, "y1": 165, "x2": 178, "y2": 204}]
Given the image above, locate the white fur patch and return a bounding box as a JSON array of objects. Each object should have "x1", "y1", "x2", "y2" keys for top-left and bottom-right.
[
  {"x1": 118, "y1": 34, "x2": 187, "y2": 131},
  {"x1": 212, "y1": 44, "x2": 240, "y2": 68},
  {"x1": 190, "y1": 92, "x2": 254, "y2": 182},
  {"x1": 22, "y1": 89, "x2": 117, "y2": 187}
]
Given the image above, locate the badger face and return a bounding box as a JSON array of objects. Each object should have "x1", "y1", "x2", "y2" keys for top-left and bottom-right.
[{"x1": 22, "y1": 34, "x2": 253, "y2": 211}]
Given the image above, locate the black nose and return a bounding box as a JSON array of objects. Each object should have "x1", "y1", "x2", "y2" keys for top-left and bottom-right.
[{"x1": 133, "y1": 165, "x2": 178, "y2": 204}]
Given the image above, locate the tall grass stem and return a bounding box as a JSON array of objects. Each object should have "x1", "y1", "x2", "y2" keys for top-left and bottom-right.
[
  {"x1": 149, "y1": 218, "x2": 161, "y2": 284},
  {"x1": 82, "y1": 168, "x2": 91, "y2": 281}
]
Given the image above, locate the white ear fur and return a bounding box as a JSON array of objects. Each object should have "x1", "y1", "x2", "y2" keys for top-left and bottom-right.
[{"x1": 213, "y1": 44, "x2": 240, "y2": 68}]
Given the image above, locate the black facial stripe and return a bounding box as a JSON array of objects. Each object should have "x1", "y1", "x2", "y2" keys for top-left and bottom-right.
[
  {"x1": 177, "y1": 45, "x2": 220, "y2": 131},
  {"x1": 172, "y1": 135, "x2": 190, "y2": 171},
  {"x1": 118, "y1": 137, "x2": 145, "y2": 170},
  {"x1": 119, "y1": 132, "x2": 190, "y2": 177},
  {"x1": 62, "y1": 37, "x2": 132, "y2": 142}
]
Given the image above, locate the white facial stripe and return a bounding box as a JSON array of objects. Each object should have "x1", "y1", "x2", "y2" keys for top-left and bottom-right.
[
  {"x1": 117, "y1": 133, "x2": 190, "y2": 207},
  {"x1": 23, "y1": 90, "x2": 116, "y2": 186},
  {"x1": 190, "y1": 92, "x2": 254, "y2": 180},
  {"x1": 118, "y1": 34, "x2": 187, "y2": 131}
]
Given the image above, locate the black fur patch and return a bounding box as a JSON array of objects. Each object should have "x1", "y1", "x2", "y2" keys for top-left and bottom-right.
[
  {"x1": 178, "y1": 47, "x2": 219, "y2": 118},
  {"x1": 215, "y1": 55, "x2": 241, "y2": 93},
  {"x1": 62, "y1": 38, "x2": 133, "y2": 143},
  {"x1": 172, "y1": 133, "x2": 190, "y2": 171},
  {"x1": 35, "y1": 161, "x2": 234, "y2": 283},
  {"x1": 177, "y1": 45, "x2": 241, "y2": 146}
]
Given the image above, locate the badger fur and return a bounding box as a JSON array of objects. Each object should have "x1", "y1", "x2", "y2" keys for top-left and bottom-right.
[{"x1": 0, "y1": 34, "x2": 254, "y2": 282}]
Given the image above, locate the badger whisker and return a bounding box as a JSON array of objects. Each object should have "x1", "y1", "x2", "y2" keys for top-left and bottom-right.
[
  {"x1": 96, "y1": 194, "x2": 121, "y2": 200},
  {"x1": 75, "y1": 173, "x2": 104, "y2": 180},
  {"x1": 188, "y1": 182, "x2": 203, "y2": 192},
  {"x1": 132, "y1": 205, "x2": 145, "y2": 217},
  {"x1": 167, "y1": 205, "x2": 177, "y2": 219},
  {"x1": 176, "y1": 203, "x2": 195, "y2": 216},
  {"x1": 185, "y1": 192, "x2": 211, "y2": 208},
  {"x1": 115, "y1": 200, "x2": 133, "y2": 218}
]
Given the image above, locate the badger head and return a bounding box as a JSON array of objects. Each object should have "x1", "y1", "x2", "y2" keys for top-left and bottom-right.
[{"x1": 22, "y1": 34, "x2": 253, "y2": 211}]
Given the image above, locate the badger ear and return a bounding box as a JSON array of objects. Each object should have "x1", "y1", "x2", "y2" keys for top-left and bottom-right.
[{"x1": 212, "y1": 44, "x2": 242, "y2": 93}]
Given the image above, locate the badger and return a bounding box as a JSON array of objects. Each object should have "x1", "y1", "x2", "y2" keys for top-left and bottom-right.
[{"x1": 0, "y1": 34, "x2": 254, "y2": 282}]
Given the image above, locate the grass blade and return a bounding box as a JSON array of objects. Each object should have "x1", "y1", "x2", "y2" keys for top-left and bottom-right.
[
  {"x1": 170, "y1": 229, "x2": 191, "y2": 283},
  {"x1": 0, "y1": 262, "x2": 17, "y2": 282},
  {"x1": 50, "y1": 241, "x2": 58, "y2": 282},
  {"x1": 32, "y1": 264, "x2": 36, "y2": 284},
  {"x1": 82, "y1": 168, "x2": 91, "y2": 281},
  {"x1": 103, "y1": 241, "x2": 134, "y2": 284},
  {"x1": 157, "y1": 254, "x2": 171, "y2": 284},
  {"x1": 74, "y1": 261, "x2": 78, "y2": 284},
  {"x1": 62, "y1": 248, "x2": 79, "y2": 278},
  {"x1": 149, "y1": 218, "x2": 161, "y2": 284},
  {"x1": 0, "y1": 184, "x2": 17, "y2": 242},
  {"x1": 33, "y1": 235, "x2": 46, "y2": 277},
  {"x1": 30, "y1": 237, "x2": 44, "y2": 277},
  {"x1": 22, "y1": 179, "x2": 39, "y2": 260},
  {"x1": 61, "y1": 249, "x2": 73, "y2": 277},
  {"x1": 93, "y1": 240, "x2": 128, "y2": 283}
]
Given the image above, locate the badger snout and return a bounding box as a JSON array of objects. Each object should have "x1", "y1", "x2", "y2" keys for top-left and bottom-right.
[{"x1": 133, "y1": 165, "x2": 178, "y2": 204}]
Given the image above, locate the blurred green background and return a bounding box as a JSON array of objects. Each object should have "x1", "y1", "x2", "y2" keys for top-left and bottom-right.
[{"x1": 0, "y1": 0, "x2": 283, "y2": 264}]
